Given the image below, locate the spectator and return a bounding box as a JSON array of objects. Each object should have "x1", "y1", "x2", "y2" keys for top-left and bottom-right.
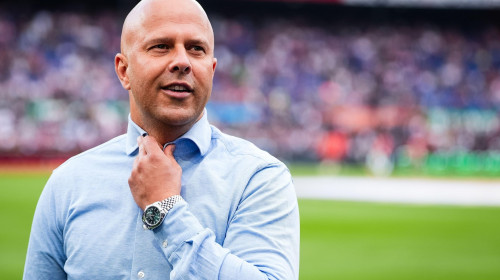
[{"x1": 1, "y1": 7, "x2": 500, "y2": 174}]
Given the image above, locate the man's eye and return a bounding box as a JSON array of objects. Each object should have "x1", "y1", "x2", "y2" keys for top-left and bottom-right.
[
  {"x1": 154, "y1": 44, "x2": 168, "y2": 49},
  {"x1": 191, "y1": 46, "x2": 205, "y2": 52},
  {"x1": 149, "y1": 44, "x2": 169, "y2": 51}
]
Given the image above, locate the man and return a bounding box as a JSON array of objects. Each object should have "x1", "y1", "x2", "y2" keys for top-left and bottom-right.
[{"x1": 23, "y1": 0, "x2": 300, "y2": 279}]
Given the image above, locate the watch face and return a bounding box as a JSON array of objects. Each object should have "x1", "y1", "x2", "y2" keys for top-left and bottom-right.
[{"x1": 144, "y1": 206, "x2": 161, "y2": 226}]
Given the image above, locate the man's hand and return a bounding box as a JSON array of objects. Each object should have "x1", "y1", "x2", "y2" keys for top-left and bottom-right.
[{"x1": 129, "y1": 135, "x2": 182, "y2": 210}]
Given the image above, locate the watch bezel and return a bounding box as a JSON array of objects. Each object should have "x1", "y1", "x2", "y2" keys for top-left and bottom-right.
[{"x1": 142, "y1": 204, "x2": 164, "y2": 229}]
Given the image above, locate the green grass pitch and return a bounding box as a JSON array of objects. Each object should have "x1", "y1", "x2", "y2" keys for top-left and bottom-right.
[{"x1": 1, "y1": 172, "x2": 500, "y2": 279}]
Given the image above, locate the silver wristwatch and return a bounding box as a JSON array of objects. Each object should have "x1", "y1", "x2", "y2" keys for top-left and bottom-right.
[{"x1": 142, "y1": 195, "x2": 184, "y2": 230}]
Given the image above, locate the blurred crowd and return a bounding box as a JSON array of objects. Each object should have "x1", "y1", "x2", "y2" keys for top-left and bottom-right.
[{"x1": 2, "y1": 8, "x2": 500, "y2": 174}]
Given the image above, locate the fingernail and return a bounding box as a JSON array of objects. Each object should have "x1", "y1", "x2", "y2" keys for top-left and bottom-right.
[{"x1": 163, "y1": 143, "x2": 174, "y2": 151}]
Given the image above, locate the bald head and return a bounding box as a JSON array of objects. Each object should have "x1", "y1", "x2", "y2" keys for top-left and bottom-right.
[
  {"x1": 114, "y1": 0, "x2": 218, "y2": 143},
  {"x1": 120, "y1": 0, "x2": 214, "y2": 56}
]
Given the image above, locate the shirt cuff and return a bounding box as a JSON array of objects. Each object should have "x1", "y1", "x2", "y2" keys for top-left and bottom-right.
[{"x1": 153, "y1": 200, "x2": 204, "y2": 259}]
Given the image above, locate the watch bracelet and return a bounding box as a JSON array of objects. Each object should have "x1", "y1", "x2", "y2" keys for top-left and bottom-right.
[{"x1": 159, "y1": 195, "x2": 184, "y2": 212}]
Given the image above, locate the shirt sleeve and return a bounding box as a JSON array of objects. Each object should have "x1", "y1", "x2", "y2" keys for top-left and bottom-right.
[
  {"x1": 154, "y1": 163, "x2": 300, "y2": 280},
  {"x1": 23, "y1": 173, "x2": 67, "y2": 280}
]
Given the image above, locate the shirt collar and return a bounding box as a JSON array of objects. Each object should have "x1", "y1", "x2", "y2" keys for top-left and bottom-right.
[{"x1": 125, "y1": 110, "x2": 211, "y2": 157}]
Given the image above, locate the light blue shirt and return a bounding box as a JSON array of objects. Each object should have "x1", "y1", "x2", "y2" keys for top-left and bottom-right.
[{"x1": 24, "y1": 111, "x2": 300, "y2": 280}]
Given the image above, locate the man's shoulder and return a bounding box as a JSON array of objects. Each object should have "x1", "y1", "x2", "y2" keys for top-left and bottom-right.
[
  {"x1": 210, "y1": 126, "x2": 283, "y2": 167},
  {"x1": 54, "y1": 134, "x2": 127, "y2": 173}
]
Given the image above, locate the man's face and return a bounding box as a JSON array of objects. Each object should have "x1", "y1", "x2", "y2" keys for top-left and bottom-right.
[{"x1": 122, "y1": 0, "x2": 217, "y2": 130}]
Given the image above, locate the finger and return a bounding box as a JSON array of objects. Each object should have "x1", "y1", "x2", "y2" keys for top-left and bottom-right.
[
  {"x1": 163, "y1": 143, "x2": 176, "y2": 158},
  {"x1": 142, "y1": 135, "x2": 163, "y2": 155},
  {"x1": 137, "y1": 136, "x2": 147, "y2": 157},
  {"x1": 132, "y1": 153, "x2": 140, "y2": 171}
]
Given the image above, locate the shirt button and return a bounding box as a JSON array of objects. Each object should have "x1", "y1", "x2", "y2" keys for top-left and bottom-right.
[
  {"x1": 143, "y1": 224, "x2": 148, "y2": 230},
  {"x1": 138, "y1": 270, "x2": 145, "y2": 278},
  {"x1": 162, "y1": 240, "x2": 168, "y2": 248}
]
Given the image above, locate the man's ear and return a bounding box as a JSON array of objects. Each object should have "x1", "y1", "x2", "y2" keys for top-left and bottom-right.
[
  {"x1": 115, "y1": 53, "x2": 131, "y2": 90},
  {"x1": 212, "y1": 57, "x2": 217, "y2": 75}
]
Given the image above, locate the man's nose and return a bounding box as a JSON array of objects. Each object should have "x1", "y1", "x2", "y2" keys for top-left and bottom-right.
[{"x1": 168, "y1": 47, "x2": 191, "y2": 74}]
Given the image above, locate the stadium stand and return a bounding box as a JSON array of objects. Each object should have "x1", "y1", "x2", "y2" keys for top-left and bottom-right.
[{"x1": 1, "y1": 1, "x2": 500, "y2": 175}]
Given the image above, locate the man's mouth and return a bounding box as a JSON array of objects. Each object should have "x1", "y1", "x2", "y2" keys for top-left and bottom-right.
[
  {"x1": 163, "y1": 84, "x2": 193, "y2": 92},
  {"x1": 161, "y1": 83, "x2": 193, "y2": 99},
  {"x1": 162, "y1": 84, "x2": 193, "y2": 92}
]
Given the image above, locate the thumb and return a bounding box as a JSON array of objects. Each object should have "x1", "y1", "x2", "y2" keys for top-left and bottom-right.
[
  {"x1": 142, "y1": 135, "x2": 163, "y2": 155},
  {"x1": 163, "y1": 143, "x2": 176, "y2": 157}
]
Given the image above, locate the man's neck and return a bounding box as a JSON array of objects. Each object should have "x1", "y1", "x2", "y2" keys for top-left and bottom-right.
[
  {"x1": 131, "y1": 112, "x2": 203, "y2": 145},
  {"x1": 140, "y1": 121, "x2": 191, "y2": 145}
]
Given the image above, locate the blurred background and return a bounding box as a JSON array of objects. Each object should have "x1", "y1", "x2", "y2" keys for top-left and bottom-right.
[
  {"x1": 1, "y1": 0, "x2": 500, "y2": 279},
  {"x1": 2, "y1": 0, "x2": 500, "y2": 176}
]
